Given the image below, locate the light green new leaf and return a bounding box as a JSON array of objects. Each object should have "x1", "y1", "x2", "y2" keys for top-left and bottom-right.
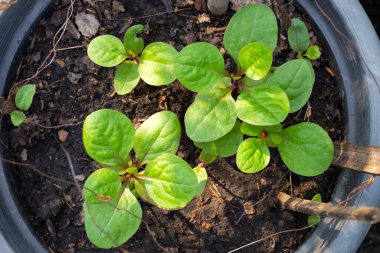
[
  {"x1": 308, "y1": 194, "x2": 322, "y2": 226},
  {"x1": 84, "y1": 188, "x2": 142, "y2": 249},
  {"x1": 236, "y1": 85, "x2": 289, "y2": 126},
  {"x1": 240, "y1": 122, "x2": 282, "y2": 137},
  {"x1": 312, "y1": 193, "x2": 322, "y2": 202},
  {"x1": 265, "y1": 133, "x2": 282, "y2": 147},
  {"x1": 239, "y1": 43, "x2": 273, "y2": 80},
  {"x1": 305, "y1": 45, "x2": 321, "y2": 60},
  {"x1": 134, "y1": 111, "x2": 181, "y2": 165},
  {"x1": 195, "y1": 121, "x2": 243, "y2": 157},
  {"x1": 114, "y1": 61, "x2": 140, "y2": 95},
  {"x1": 83, "y1": 109, "x2": 135, "y2": 166},
  {"x1": 193, "y1": 166, "x2": 208, "y2": 197},
  {"x1": 10, "y1": 110, "x2": 26, "y2": 126},
  {"x1": 138, "y1": 42, "x2": 177, "y2": 86},
  {"x1": 185, "y1": 86, "x2": 237, "y2": 142},
  {"x1": 135, "y1": 153, "x2": 198, "y2": 210},
  {"x1": 278, "y1": 122, "x2": 333, "y2": 176},
  {"x1": 288, "y1": 18, "x2": 309, "y2": 52},
  {"x1": 124, "y1": 24, "x2": 144, "y2": 56},
  {"x1": 267, "y1": 59, "x2": 314, "y2": 112},
  {"x1": 174, "y1": 42, "x2": 225, "y2": 92},
  {"x1": 88, "y1": 35, "x2": 127, "y2": 67},
  {"x1": 15, "y1": 84, "x2": 36, "y2": 110},
  {"x1": 224, "y1": 4, "x2": 278, "y2": 66},
  {"x1": 237, "y1": 138, "x2": 270, "y2": 173},
  {"x1": 199, "y1": 151, "x2": 217, "y2": 165}
]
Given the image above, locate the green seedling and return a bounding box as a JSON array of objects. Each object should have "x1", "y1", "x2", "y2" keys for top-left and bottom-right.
[
  {"x1": 87, "y1": 25, "x2": 177, "y2": 95},
  {"x1": 5, "y1": 84, "x2": 36, "y2": 126},
  {"x1": 82, "y1": 109, "x2": 205, "y2": 249},
  {"x1": 307, "y1": 193, "x2": 322, "y2": 226}
]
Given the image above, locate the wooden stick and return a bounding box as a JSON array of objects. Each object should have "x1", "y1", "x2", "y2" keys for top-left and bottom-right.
[{"x1": 277, "y1": 192, "x2": 380, "y2": 223}]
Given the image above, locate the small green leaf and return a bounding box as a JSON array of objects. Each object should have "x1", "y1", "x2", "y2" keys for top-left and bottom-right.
[
  {"x1": 195, "y1": 121, "x2": 243, "y2": 157},
  {"x1": 10, "y1": 110, "x2": 26, "y2": 126},
  {"x1": 240, "y1": 122, "x2": 282, "y2": 137},
  {"x1": 237, "y1": 138, "x2": 270, "y2": 173},
  {"x1": 236, "y1": 85, "x2": 289, "y2": 126},
  {"x1": 243, "y1": 74, "x2": 272, "y2": 87},
  {"x1": 239, "y1": 42, "x2": 273, "y2": 80},
  {"x1": 312, "y1": 193, "x2": 322, "y2": 202},
  {"x1": 185, "y1": 86, "x2": 237, "y2": 142},
  {"x1": 305, "y1": 45, "x2": 321, "y2": 60},
  {"x1": 84, "y1": 188, "x2": 142, "y2": 249},
  {"x1": 199, "y1": 151, "x2": 217, "y2": 165},
  {"x1": 278, "y1": 122, "x2": 333, "y2": 176},
  {"x1": 83, "y1": 109, "x2": 135, "y2": 166},
  {"x1": 134, "y1": 111, "x2": 181, "y2": 165},
  {"x1": 124, "y1": 24, "x2": 144, "y2": 56},
  {"x1": 266, "y1": 133, "x2": 282, "y2": 147},
  {"x1": 174, "y1": 42, "x2": 225, "y2": 92},
  {"x1": 308, "y1": 215, "x2": 321, "y2": 226},
  {"x1": 135, "y1": 154, "x2": 198, "y2": 210},
  {"x1": 88, "y1": 35, "x2": 127, "y2": 67},
  {"x1": 15, "y1": 84, "x2": 36, "y2": 110},
  {"x1": 138, "y1": 42, "x2": 178, "y2": 86},
  {"x1": 288, "y1": 18, "x2": 309, "y2": 52},
  {"x1": 193, "y1": 166, "x2": 208, "y2": 197},
  {"x1": 114, "y1": 61, "x2": 140, "y2": 95},
  {"x1": 267, "y1": 59, "x2": 314, "y2": 113},
  {"x1": 224, "y1": 4, "x2": 278, "y2": 66}
]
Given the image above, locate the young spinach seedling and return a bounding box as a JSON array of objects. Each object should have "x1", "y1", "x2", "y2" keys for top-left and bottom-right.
[{"x1": 307, "y1": 193, "x2": 322, "y2": 226}]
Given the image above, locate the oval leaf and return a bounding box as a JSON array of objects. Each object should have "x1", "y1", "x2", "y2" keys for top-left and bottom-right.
[
  {"x1": 236, "y1": 85, "x2": 289, "y2": 126},
  {"x1": 88, "y1": 35, "x2": 127, "y2": 67},
  {"x1": 305, "y1": 45, "x2": 321, "y2": 60},
  {"x1": 240, "y1": 122, "x2": 282, "y2": 137},
  {"x1": 135, "y1": 153, "x2": 198, "y2": 210},
  {"x1": 199, "y1": 151, "x2": 217, "y2": 165},
  {"x1": 239, "y1": 42, "x2": 273, "y2": 80},
  {"x1": 267, "y1": 59, "x2": 314, "y2": 112},
  {"x1": 174, "y1": 42, "x2": 225, "y2": 92},
  {"x1": 124, "y1": 24, "x2": 144, "y2": 56},
  {"x1": 15, "y1": 84, "x2": 36, "y2": 110},
  {"x1": 288, "y1": 18, "x2": 309, "y2": 52},
  {"x1": 224, "y1": 4, "x2": 278, "y2": 65},
  {"x1": 10, "y1": 110, "x2": 26, "y2": 126},
  {"x1": 138, "y1": 42, "x2": 177, "y2": 86},
  {"x1": 83, "y1": 109, "x2": 135, "y2": 166},
  {"x1": 236, "y1": 138, "x2": 270, "y2": 173},
  {"x1": 114, "y1": 61, "x2": 140, "y2": 95},
  {"x1": 193, "y1": 166, "x2": 208, "y2": 197},
  {"x1": 134, "y1": 111, "x2": 181, "y2": 165},
  {"x1": 278, "y1": 122, "x2": 333, "y2": 176}
]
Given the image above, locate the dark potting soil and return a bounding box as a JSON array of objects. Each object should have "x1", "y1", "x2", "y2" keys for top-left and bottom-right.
[{"x1": 2, "y1": 0, "x2": 345, "y2": 252}]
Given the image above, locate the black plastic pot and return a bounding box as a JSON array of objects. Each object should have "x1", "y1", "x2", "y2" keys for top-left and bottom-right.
[{"x1": 0, "y1": 0, "x2": 379, "y2": 252}]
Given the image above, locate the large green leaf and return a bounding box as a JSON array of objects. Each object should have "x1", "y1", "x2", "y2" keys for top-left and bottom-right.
[
  {"x1": 185, "y1": 86, "x2": 237, "y2": 142},
  {"x1": 288, "y1": 18, "x2": 309, "y2": 53},
  {"x1": 84, "y1": 188, "x2": 142, "y2": 249},
  {"x1": 193, "y1": 166, "x2": 208, "y2": 197},
  {"x1": 236, "y1": 138, "x2": 270, "y2": 173},
  {"x1": 138, "y1": 42, "x2": 177, "y2": 86},
  {"x1": 239, "y1": 42, "x2": 273, "y2": 80},
  {"x1": 195, "y1": 121, "x2": 243, "y2": 157},
  {"x1": 240, "y1": 122, "x2": 282, "y2": 137},
  {"x1": 236, "y1": 85, "x2": 289, "y2": 126},
  {"x1": 278, "y1": 122, "x2": 333, "y2": 176},
  {"x1": 134, "y1": 111, "x2": 181, "y2": 165},
  {"x1": 114, "y1": 61, "x2": 140, "y2": 95},
  {"x1": 174, "y1": 42, "x2": 225, "y2": 92},
  {"x1": 267, "y1": 59, "x2": 314, "y2": 112},
  {"x1": 124, "y1": 24, "x2": 144, "y2": 56},
  {"x1": 88, "y1": 35, "x2": 127, "y2": 67},
  {"x1": 83, "y1": 109, "x2": 135, "y2": 166},
  {"x1": 10, "y1": 110, "x2": 26, "y2": 126},
  {"x1": 15, "y1": 84, "x2": 36, "y2": 110},
  {"x1": 135, "y1": 153, "x2": 198, "y2": 210},
  {"x1": 224, "y1": 4, "x2": 278, "y2": 66}
]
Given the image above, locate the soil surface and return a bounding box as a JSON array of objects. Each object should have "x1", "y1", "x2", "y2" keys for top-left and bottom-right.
[{"x1": 2, "y1": 1, "x2": 345, "y2": 252}]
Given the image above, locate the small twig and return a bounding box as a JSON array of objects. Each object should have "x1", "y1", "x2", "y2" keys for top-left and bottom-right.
[
  {"x1": 26, "y1": 120, "x2": 84, "y2": 129},
  {"x1": 55, "y1": 45, "x2": 83, "y2": 51},
  {"x1": 339, "y1": 175, "x2": 376, "y2": 206},
  {"x1": 59, "y1": 144, "x2": 81, "y2": 193},
  {"x1": 105, "y1": 7, "x2": 193, "y2": 21}
]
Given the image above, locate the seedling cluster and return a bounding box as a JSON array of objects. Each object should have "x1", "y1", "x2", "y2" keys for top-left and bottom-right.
[{"x1": 8, "y1": 84, "x2": 36, "y2": 126}]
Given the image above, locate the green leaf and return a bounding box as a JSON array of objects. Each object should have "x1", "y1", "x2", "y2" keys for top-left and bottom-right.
[
  {"x1": 174, "y1": 42, "x2": 225, "y2": 92},
  {"x1": 305, "y1": 45, "x2": 321, "y2": 60},
  {"x1": 15, "y1": 84, "x2": 36, "y2": 110},
  {"x1": 308, "y1": 215, "x2": 321, "y2": 226},
  {"x1": 114, "y1": 61, "x2": 140, "y2": 95},
  {"x1": 267, "y1": 59, "x2": 314, "y2": 113},
  {"x1": 236, "y1": 85, "x2": 289, "y2": 126},
  {"x1": 185, "y1": 86, "x2": 237, "y2": 142},
  {"x1": 199, "y1": 151, "x2": 217, "y2": 165},
  {"x1": 88, "y1": 35, "x2": 127, "y2": 67},
  {"x1": 195, "y1": 121, "x2": 243, "y2": 157},
  {"x1": 193, "y1": 166, "x2": 208, "y2": 197},
  {"x1": 10, "y1": 110, "x2": 26, "y2": 126},
  {"x1": 83, "y1": 109, "x2": 135, "y2": 166},
  {"x1": 312, "y1": 193, "x2": 322, "y2": 202},
  {"x1": 242, "y1": 74, "x2": 272, "y2": 87},
  {"x1": 278, "y1": 122, "x2": 333, "y2": 176},
  {"x1": 266, "y1": 133, "x2": 282, "y2": 147},
  {"x1": 224, "y1": 4, "x2": 278, "y2": 66},
  {"x1": 124, "y1": 24, "x2": 144, "y2": 56},
  {"x1": 288, "y1": 18, "x2": 309, "y2": 52},
  {"x1": 239, "y1": 42, "x2": 273, "y2": 80},
  {"x1": 134, "y1": 111, "x2": 181, "y2": 165},
  {"x1": 240, "y1": 122, "x2": 282, "y2": 137},
  {"x1": 138, "y1": 42, "x2": 177, "y2": 86},
  {"x1": 84, "y1": 188, "x2": 142, "y2": 249},
  {"x1": 236, "y1": 138, "x2": 270, "y2": 173},
  {"x1": 135, "y1": 153, "x2": 198, "y2": 210}
]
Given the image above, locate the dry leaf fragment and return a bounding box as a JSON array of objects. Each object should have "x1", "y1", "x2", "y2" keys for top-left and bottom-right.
[{"x1": 58, "y1": 130, "x2": 69, "y2": 142}]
